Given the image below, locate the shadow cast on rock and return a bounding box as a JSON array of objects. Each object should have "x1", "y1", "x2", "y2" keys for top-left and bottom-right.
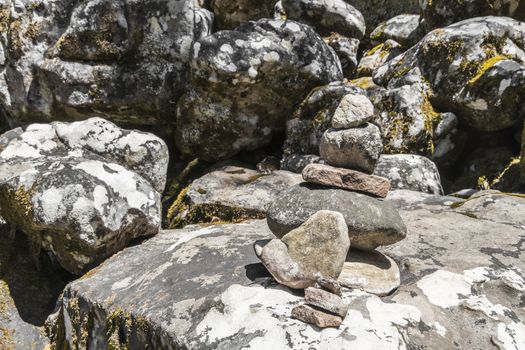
[{"x1": 0, "y1": 227, "x2": 73, "y2": 326}]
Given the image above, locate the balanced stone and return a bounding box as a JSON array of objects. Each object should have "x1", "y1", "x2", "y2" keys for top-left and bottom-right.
[
  {"x1": 319, "y1": 124, "x2": 383, "y2": 174},
  {"x1": 255, "y1": 210, "x2": 350, "y2": 289},
  {"x1": 291, "y1": 305, "x2": 343, "y2": 328},
  {"x1": 302, "y1": 163, "x2": 391, "y2": 198},
  {"x1": 267, "y1": 183, "x2": 407, "y2": 250},
  {"x1": 331, "y1": 94, "x2": 374, "y2": 129},
  {"x1": 304, "y1": 287, "x2": 349, "y2": 317}
]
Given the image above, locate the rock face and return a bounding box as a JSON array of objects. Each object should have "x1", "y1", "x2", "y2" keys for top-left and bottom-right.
[
  {"x1": 420, "y1": 0, "x2": 525, "y2": 30},
  {"x1": 373, "y1": 154, "x2": 444, "y2": 195},
  {"x1": 47, "y1": 190, "x2": 525, "y2": 349},
  {"x1": 302, "y1": 163, "x2": 391, "y2": 198},
  {"x1": 374, "y1": 17, "x2": 525, "y2": 132},
  {"x1": 267, "y1": 183, "x2": 407, "y2": 250},
  {"x1": 0, "y1": 0, "x2": 209, "y2": 128},
  {"x1": 0, "y1": 118, "x2": 168, "y2": 274},
  {"x1": 319, "y1": 124, "x2": 383, "y2": 173},
  {"x1": 282, "y1": 0, "x2": 366, "y2": 38},
  {"x1": 168, "y1": 165, "x2": 302, "y2": 227},
  {"x1": 255, "y1": 210, "x2": 350, "y2": 289},
  {"x1": 211, "y1": 0, "x2": 276, "y2": 29},
  {"x1": 175, "y1": 19, "x2": 343, "y2": 161}
]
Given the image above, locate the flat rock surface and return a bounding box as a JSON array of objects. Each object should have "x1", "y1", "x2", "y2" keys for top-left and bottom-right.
[{"x1": 49, "y1": 189, "x2": 525, "y2": 349}]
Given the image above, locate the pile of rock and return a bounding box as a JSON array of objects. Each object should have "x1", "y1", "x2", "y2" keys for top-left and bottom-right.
[{"x1": 255, "y1": 95, "x2": 407, "y2": 328}]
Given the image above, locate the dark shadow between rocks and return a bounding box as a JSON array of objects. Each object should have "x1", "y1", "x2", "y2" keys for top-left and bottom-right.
[
  {"x1": 346, "y1": 249, "x2": 392, "y2": 270},
  {"x1": 0, "y1": 226, "x2": 73, "y2": 326},
  {"x1": 244, "y1": 263, "x2": 272, "y2": 282}
]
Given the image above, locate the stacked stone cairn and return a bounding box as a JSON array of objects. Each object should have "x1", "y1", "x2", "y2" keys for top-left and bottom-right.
[{"x1": 255, "y1": 93, "x2": 406, "y2": 328}]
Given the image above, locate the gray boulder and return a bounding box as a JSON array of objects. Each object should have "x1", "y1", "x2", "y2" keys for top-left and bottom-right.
[
  {"x1": 176, "y1": 19, "x2": 343, "y2": 161},
  {"x1": 420, "y1": 0, "x2": 525, "y2": 30},
  {"x1": 319, "y1": 124, "x2": 383, "y2": 173},
  {"x1": 331, "y1": 93, "x2": 374, "y2": 129},
  {"x1": 47, "y1": 190, "x2": 525, "y2": 349},
  {"x1": 0, "y1": 0, "x2": 209, "y2": 128},
  {"x1": 325, "y1": 34, "x2": 360, "y2": 77},
  {"x1": 267, "y1": 183, "x2": 407, "y2": 250},
  {"x1": 211, "y1": 0, "x2": 275, "y2": 29},
  {"x1": 374, "y1": 17, "x2": 525, "y2": 132},
  {"x1": 0, "y1": 118, "x2": 168, "y2": 274},
  {"x1": 255, "y1": 210, "x2": 350, "y2": 289},
  {"x1": 282, "y1": 0, "x2": 365, "y2": 39},
  {"x1": 373, "y1": 154, "x2": 443, "y2": 195},
  {"x1": 370, "y1": 14, "x2": 425, "y2": 48},
  {"x1": 168, "y1": 165, "x2": 302, "y2": 228}
]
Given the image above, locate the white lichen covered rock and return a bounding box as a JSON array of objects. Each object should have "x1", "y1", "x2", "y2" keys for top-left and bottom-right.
[
  {"x1": 370, "y1": 14, "x2": 425, "y2": 48},
  {"x1": 374, "y1": 16, "x2": 525, "y2": 132},
  {"x1": 176, "y1": 19, "x2": 343, "y2": 161},
  {"x1": 0, "y1": 117, "x2": 168, "y2": 274},
  {"x1": 0, "y1": 0, "x2": 211, "y2": 128},
  {"x1": 281, "y1": 0, "x2": 366, "y2": 39},
  {"x1": 373, "y1": 154, "x2": 444, "y2": 195}
]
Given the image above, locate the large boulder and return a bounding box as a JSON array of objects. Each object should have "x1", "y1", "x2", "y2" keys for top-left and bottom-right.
[
  {"x1": 420, "y1": 0, "x2": 525, "y2": 30},
  {"x1": 373, "y1": 154, "x2": 443, "y2": 195},
  {"x1": 0, "y1": 0, "x2": 210, "y2": 129},
  {"x1": 374, "y1": 17, "x2": 525, "y2": 132},
  {"x1": 281, "y1": 0, "x2": 366, "y2": 39},
  {"x1": 211, "y1": 0, "x2": 275, "y2": 29},
  {"x1": 168, "y1": 165, "x2": 302, "y2": 227},
  {"x1": 47, "y1": 190, "x2": 525, "y2": 349},
  {"x1": 369, "y1": 14, "x2": 425, "y2": 48},
  {"x1": 0, "y1": 118, "x2": 168, "y2": 274},
  {"x1": 176, "y1": 19, "x2": 343, "y2": 161},
  {"x1": 267, "y1": 183, "x2": 407, "y2": 250}
]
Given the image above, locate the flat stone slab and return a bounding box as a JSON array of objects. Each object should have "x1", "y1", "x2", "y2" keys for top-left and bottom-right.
[
  {"x1": 48, "y1": 192, "x2": 525, "y2": 349},
  {"x1": 302, "y1": 163, "x2": 391, "y2": 197}
]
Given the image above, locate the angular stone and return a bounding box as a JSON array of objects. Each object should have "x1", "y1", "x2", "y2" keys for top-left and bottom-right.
[
  {"x1": 255, "y1": 210, "x2": 350, "y2": 289},
  {"x1": 320, "y1": 124, "x2": 383, "y2": 173},
  {"x1": 168, "y1": 165, "x2": 302, "y2": 227},
  {"x1": 291, "y1": 305, "x2": 343, "y2": 328},
  {"x1": 302, "y1": 163, "x2": 391, "y2": 198},
  {"x1": 338, "y1": 250, "x2": 400, "y2": 296},
  {"x1": 357, "y1": 39, "x2": 403, "y2": 78},
  {"x1": 331, "y1": 94, "x2": 374, "y2": 129},
  {"x1": 267, "y1": 183, "x2": 407, "y2": 250},
  {"x1": 315, "y1": 278, "x2": 343, "y2": 296},
  {"x1": 304, "y1": 287, "x2": 349, "y2": 317},
  {"x1": 373, "y1": 155, "x2": 443, "y2": 195}
]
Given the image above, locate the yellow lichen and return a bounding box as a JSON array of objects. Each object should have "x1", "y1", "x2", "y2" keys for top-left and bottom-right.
[
  {"x1": 467, "y1": 55, "x2": 508, "y2": 86},
  {"x1": 166, "y1": 186, "x2": 190, "y2": 224},
  {"x1": 349, "y1": 77, "x2": 376, "y2": 90},
  {"x1": 421, "y1": 94, "x2": 442, "y2": 154},
  {"x1": 365, "y1": 43, "x2": 385, "y2": 57}
]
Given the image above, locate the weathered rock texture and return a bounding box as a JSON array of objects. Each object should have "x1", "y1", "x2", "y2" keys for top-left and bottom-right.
[
  {"x1": 168, "y1": 165, "x2": 302, "y2": 227},
  {"x1": 374, "y1": 17, "x2": 525, "y2": 133},
  {"x1": 176, "y1": 19, "x2": 343, "y2": 161},
  {"x1": 370, "y1": 14, "x2": 425, "y2": 48},
  {"x1": 211, "y1": 0, "x2": 275, "y2": 29},
  {"x1": 0, "y1": 0, "x2": 210, "y2": 128},
  {"x1": 0, "y1": 118, "x2": 168, "y2": 274},
  {"x1": 47, "y1": 190, "x2": 525, "y2": 349},
  {"x1": 373, "y1": 154, "x2": 443, "y2": 195},
  {"x1": 291, "y1": 305, "x2": 343, "y2": 328},
  {"x1": 267, "y1": 183, "x2": 407, "y2": 250},
  {"x1": 302, "y1": 163, "x2": 391, "y2": 197},
  {"x1": 255, "y1": 210, "x2": 350, "y2": 289}
]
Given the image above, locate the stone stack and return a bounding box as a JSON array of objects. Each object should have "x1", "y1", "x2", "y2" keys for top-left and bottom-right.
[{"x1": 255, "y1": 94, "x2": 407, "y2": 328}]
